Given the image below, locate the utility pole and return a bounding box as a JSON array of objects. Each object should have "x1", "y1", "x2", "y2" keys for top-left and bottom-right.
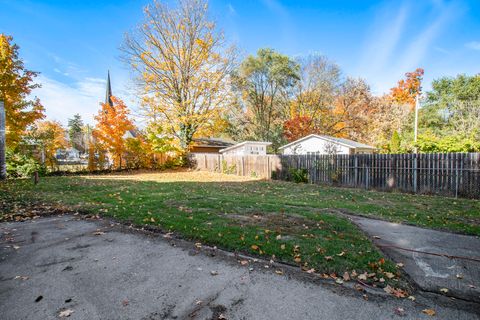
[
  {"x1": 0, "y1": 100, "x2": 6, "y2": 180},
  {"x1": 413, "y1": 95, "x2": 419, "y2": 154}
]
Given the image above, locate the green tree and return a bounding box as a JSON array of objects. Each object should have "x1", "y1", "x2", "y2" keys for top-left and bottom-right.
[
  {"x1": 233, "y1": 48, "x2": 300, "y2": 148},
  {"x1": 67, "y1": 113, "x2": 84, "y2": 152},
  {"x1": 389, "y1": 131, "x2": 401, "y2": 153}
]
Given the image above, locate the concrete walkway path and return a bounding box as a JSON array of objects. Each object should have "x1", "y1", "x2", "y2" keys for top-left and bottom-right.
[
  {"x1": 0, "y1": 216, "x2": 478, "y2": 320},
  {"x1": 348, "y1": 215, "x2": 480, "y2": 305}
]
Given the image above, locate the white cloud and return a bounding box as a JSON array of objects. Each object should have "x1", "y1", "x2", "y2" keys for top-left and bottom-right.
[
  {"x1": 227, "y1": 3, "x2": 236, "y2": 16},
  {"x1": 465, "y1": 41, "x2": 480, "y2": 51},
  {"x1": 357, "y1": 1, "x2": 461, "y2": 95},
  {"x1": 34, "y1": 75, "x2": 106, "y2": 126}
]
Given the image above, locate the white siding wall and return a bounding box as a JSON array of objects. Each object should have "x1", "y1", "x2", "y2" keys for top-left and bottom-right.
[
  {"x1": 222, "y1": 143, "x2": 268, "y2": 155},
  {"x1": 281, "y1": 136, "x2": 352, "y2": 155}
]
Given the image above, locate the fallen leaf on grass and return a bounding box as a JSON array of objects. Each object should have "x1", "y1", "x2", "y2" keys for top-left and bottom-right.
[
  {"x1": 384, "y1": 272, "x2": 395, "y2": 279},
  {"x1": 357, "y1": 273, "x2": 367, "y2": 281},
  {"x1": 280, "y1": 244, "x2": 286, "y2": 250},
  {"x1": 422, "y1": 309, "x2": 436, "y2": 316},
  {"x1": 251, "y1": 245, "x2": 259, "y2": 250},
  {"x1": 324, "y1": 256, "x2": 333, "y2": 261},
  {"x1": 335, "y1": 278, "x2": 344, "y2": 284},
  {"x1": 343, "y1": 272, "x2": 350, "y2": 281},
  {"x1": 59, "y1": 309, "x2": 74, "y2": 317}
]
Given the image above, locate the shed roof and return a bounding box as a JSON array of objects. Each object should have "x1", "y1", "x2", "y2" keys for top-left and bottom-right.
[
  {"x1": 192, "y1": 137, "x2": 236, "y2": 148},
  {"x1": 279, "y1": 134, "x2": 375, "y2": 150},
  {"x1": 219, "y1": 141, "x2": 272, "y2": 153}
]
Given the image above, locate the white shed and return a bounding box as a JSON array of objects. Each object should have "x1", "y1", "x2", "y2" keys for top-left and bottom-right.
[
  {"x1": 220, "y1": 141, "x2": 272, "y2": 156},
  {"x1": 279, "y1": 134, "x2": 375, "y2": 155}
]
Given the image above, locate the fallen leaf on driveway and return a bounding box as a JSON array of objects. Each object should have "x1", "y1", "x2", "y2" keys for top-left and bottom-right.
[
  {"x1": 440, "y1": 288, "x2": 448, "y2": 293},
  {"x1": 422, "y1": 309, "x2": 436, "y2": 316},
  {"x1": 14, "y1": 275, "x2": 29, "y2": 280},
  {"x1": 373, "y1": 236, "x2": 381, "y2": 239},
  {"x1": 122, "y1": 299, "x2": 129, "y2": 306},
  {"x1": 13, "y1": 245, "x2": 20, "y2": 250},
  {"x1": 456, "y1": 274, "x2": 463, "y2": 279},
  {"x1": 407, "y1": 296, "x2": 416, "y2": 301},
  {"x1": 210, "y1": 270, "x2": 219, "y2": 276},
  {"x1": 240, "y1": 260, "x2": 248, "y2": 266},
  {"x1": 384, "y1": 285, "x2": 408, "y2": 298},
  {"x1": 335, "y1": 278, "x2": 344, "y2": 284},
  {"x1": 343, "y1": 272, "x2": 350, "y2": 281},
  {"x1": 275, "y1": 270, "x2": 283, "y2": 275},
  {"x1": 59, "y1": 309, "x2": 74, "y2": 317},
  {"x1": 93, "y1": 231, "x2": 105, "y2": 236},
  {"x1": 394, "y1": 307, "x2": 406, "y2": 316}
]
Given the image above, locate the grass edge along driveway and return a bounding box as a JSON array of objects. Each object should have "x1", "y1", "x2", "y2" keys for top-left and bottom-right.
[{"x1": 1, "y1": 170, "x2": 478, "y2": 292}]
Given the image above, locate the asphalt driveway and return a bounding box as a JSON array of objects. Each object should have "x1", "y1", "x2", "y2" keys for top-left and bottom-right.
[{"x1": 0, "y1": 216, "x2": 478, "y2": 320}]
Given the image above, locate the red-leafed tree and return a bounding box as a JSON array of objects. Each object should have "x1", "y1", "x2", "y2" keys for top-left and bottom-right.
[{"x1": 283, "y1": 116, "x2": 314, "y2": 142}]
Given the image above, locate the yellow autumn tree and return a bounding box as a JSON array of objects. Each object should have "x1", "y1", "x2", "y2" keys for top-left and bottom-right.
[
  {"x1": 28, "y1": 120, "x2": 68, "y2": 169},
  {"x1": 93, "y1": 96, "x2": 134, "y2": 169},
  {"x1": 122, "y1": 0, "x2": 236, "y2": 152},
  {"x1": 0, "y1": 34, "x2": 45, "y2": 148}
]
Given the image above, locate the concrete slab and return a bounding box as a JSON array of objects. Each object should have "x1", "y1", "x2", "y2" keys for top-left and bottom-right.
[
  {"x1": 0, "y1": 216, "x2": 478, "y2": 320},
  {"x1": 348, "y1": 215, "x2": 480, "y2": 304}
]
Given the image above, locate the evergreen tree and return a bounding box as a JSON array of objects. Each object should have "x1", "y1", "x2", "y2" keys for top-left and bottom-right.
[{"x1": 67, "y1": 114, "x2": 84, "y2": 152}]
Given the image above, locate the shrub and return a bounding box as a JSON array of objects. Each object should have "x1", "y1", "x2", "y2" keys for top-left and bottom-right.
[
  {"x1": 289, "y1": 168, "x2": 308, "y2": 183},
  {"x1": 6, "y1": 149, "x2": 46, "y2": 178}
]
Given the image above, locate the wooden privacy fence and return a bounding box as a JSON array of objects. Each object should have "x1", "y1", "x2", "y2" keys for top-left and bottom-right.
[
  {"x1": 190, "y1": 152, "x2": 480, "y2": 199},
  {"x1": 189, "y1": 153, "x2": 281, "y2": 179}
]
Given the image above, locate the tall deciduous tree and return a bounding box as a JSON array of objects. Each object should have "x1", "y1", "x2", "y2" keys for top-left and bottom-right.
[
  {"x1": 93, "y1": 96, "x2": 134, "y2": 169},
  {"x1": 123, "y1": 0, "x2": 235, "y2": 151},
  {"x1": 233, "y1": 48, "x2": 299, "y2": 147},
  {"x1": 0, "y1": 34, "x2": 45, "y2": 147}
]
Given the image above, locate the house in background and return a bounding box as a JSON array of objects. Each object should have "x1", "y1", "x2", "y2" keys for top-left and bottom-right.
[
  {"x1": 279, "y1": 134, "x2": 375, "y2": 155},
  {"x1": 220, "y1": 141, "x2": 272, "y2": 156},
  {"x1": 190, "y1": 138, "x2": 236, "y2": 154}
]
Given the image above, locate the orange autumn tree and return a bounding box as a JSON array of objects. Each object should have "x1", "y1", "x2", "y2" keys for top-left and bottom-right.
[
  {"x1": 390, "y1": 68, "x2": 424, "y2": 109},
  {"x1": 0, "y1": 34, "x2": 45, "y2": 147},
  {"x1": 93, "y1": 96, "x2": 133, "y2": 169},
  {"x1": 283, "y1": 116, "x2": 314, "y2": 142}
]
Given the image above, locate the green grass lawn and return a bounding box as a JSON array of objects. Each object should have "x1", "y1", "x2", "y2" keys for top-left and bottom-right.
[{"x1": 1, "y1": 170, "x2": 479, "y2": 289}]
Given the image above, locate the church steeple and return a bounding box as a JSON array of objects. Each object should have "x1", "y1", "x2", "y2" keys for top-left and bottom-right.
[{"x1": 105, "y1": 70, "x2": 113, "y2": 106}]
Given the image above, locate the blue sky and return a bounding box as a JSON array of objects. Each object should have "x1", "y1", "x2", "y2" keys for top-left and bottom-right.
[{"x1": 1, "y1": 0, "x2": 479, "y2": 125}]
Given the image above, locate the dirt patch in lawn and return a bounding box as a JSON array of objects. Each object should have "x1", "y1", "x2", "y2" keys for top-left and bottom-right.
[{"x1": 226, "y1": 212, "x2": 327, "y2": 235}]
